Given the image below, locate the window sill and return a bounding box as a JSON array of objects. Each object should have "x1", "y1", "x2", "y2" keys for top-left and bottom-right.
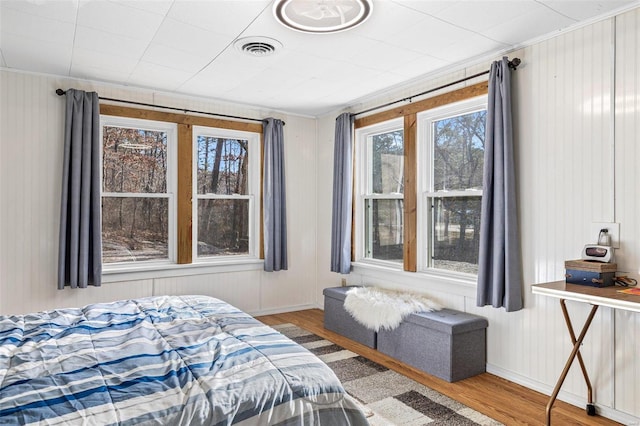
[
  {"x1": 351, "y1": 261, "x2": 477, "y2": 299},
  {"x1": 102, "y1": 258, "x2": 264, "y2": 283}
]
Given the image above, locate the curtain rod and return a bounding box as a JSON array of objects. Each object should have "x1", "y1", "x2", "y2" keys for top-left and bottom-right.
[
  {"x1": 55, "y1": 89, "x2": 283, "y2": 126},
  {"x1": 351, "y1": 58, "x2": 521, "y2": 118}
]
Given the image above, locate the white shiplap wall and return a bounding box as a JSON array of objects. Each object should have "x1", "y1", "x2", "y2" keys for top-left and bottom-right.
[
  {"x1": 613, "y1": 7, "x2": 640, "y2": 416},
  {"x1": 315, "y1": 8, "x2": 640, "y2": 423},
  {"x1": 0, "y1": 71, "x2": 318, "y2": 316}
]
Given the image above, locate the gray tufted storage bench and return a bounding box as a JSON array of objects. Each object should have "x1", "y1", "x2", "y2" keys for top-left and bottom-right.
[
  {"x1": 323, "y1": 286, "x2": 377, "y2": 348},
  {"x1": 377, "y1": 309, "x2": 488, "y2": 382}
]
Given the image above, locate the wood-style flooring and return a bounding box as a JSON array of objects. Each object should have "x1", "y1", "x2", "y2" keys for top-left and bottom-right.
[{"x1": 256, "y1": 308, "x2": 621, "y2": 426}]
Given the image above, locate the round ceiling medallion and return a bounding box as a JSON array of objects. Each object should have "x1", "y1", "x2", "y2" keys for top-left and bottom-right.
[{"x1": 273, "y1": 0, "x2": 373, "y2": 34}]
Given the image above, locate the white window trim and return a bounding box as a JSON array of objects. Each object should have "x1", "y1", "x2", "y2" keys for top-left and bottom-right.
[
  {"x1": 354, "y1": 117, "x2": 404, "y2": 268},
  {"x1": 192, "y1": 126, "x2": 261, "y2": 264},
  {"x1": 100, "y1": 115, "x2": 177, "y2": 271},
  {"x1": 416, "y1": 95, "x2": 487, "y2": 274}
]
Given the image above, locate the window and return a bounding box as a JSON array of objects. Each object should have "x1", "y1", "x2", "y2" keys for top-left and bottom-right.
[
  {"x1": 355, "y1": 119, "x2": 404, "y2": 265},
  {"x1": 101, "y1": 117, "x2": 176, "y2": 264},
  {"x1": 193, "y1": 127, "x2": 260, "y2": 260},
  {"x1": 354, "y1": 91, "x2": 487, "y2": 277},
  {"x1": 419, "y1": 97, "x2": 487, "y2": 274},
  {"x1": 100, "y1": 113, "x2": 262, "y2": 270}
]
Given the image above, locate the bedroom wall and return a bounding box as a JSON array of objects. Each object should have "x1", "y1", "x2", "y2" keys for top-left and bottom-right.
[
  {"x1": 315, "y1": 8, "x2": 640, "y2": 423},
  {"x1": 0, "y1": 70, "x2": 319, "y2": 317}
]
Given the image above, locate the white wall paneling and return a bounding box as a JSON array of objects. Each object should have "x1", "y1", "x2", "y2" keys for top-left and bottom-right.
[{"x1": 613, "y1": 7, "x2": 640, "y2": 417}]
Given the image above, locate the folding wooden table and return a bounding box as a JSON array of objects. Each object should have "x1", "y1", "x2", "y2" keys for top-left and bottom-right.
[{"x1": 531, "y1": 281, "x2": 640, "y2": 425}]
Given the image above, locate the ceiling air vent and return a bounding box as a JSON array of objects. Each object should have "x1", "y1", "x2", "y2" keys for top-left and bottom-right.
[{"x1": 234, "y1": 37, "x2": 282, "y2": 57}]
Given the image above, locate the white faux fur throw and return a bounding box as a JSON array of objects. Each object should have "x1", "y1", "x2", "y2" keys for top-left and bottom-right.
[{"x1": 343, "y1": 286, "x2": 441, "y2": 331}]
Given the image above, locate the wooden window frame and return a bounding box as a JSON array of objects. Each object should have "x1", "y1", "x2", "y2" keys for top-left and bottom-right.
[
  {"x1": 353, "y1": 82, "x2": 488, "y2": 272},
  {"x1": 99, "y1": 104, "x2": 264, "y2": 266}
]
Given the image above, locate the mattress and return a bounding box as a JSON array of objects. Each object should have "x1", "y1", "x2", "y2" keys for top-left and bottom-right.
[{"x1": 0, "y1": 295, "x2": 369, "y2": 425}]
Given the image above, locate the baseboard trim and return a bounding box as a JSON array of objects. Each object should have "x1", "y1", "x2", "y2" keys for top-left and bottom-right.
[
  {"x1": 250, "y1": 303, "x2": 317, "y2": 317},
  {"x1": 486, "y1": 364, "x2": 639, "y2": 425}
]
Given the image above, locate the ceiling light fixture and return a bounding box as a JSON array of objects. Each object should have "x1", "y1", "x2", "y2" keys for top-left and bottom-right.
[{"x1": 273, "y1": 0, "x2": 373, "y2": 34}]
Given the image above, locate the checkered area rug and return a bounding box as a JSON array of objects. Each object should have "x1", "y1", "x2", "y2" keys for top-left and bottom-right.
[{"x1": 273, "y1": 323, "x2": 503, "y2": 426}]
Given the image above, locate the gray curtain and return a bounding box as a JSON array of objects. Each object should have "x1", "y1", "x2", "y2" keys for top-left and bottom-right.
[
  {"x1": 330, "y1": 113, "x2": 354, "y2": 274},
  {"x1": 263, "y1": 118, "x2": 287, "y2": 272},
  {"x1": 58, "y1": 89, "x2": 102, "y2": 289},
  {"x1": 477, "y1": 57, "x2": 523, "y2": 312}
]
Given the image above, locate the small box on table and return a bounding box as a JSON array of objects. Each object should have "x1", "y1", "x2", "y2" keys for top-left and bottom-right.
[{"x1": 565, "y1": 259, "x2": 617, "y2": 287}]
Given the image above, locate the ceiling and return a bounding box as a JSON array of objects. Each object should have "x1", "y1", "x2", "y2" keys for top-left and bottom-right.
[{"x1": 1, "y1": 0, "x2": 638, "y2": 116}]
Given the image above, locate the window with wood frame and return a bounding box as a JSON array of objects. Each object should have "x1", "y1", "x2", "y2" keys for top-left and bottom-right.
[
  {"x1": 418, "y1": 97, "x2": 487, "y2": 275},
  {"x1": 355, "y1": 118, "x2": 405, "y2": 266},
  {"x1": 193, "y1": 127, "x2": 260, "y2": 260},
  {"x1": 99, "y1": 105, "x2": 263, "y2": 269},
  {"x1": 101, "y1": 116, "x2": 176, "y2": 264},
  {"x1": 353, "y1": 82, "x2": 488, "y2": 275}
]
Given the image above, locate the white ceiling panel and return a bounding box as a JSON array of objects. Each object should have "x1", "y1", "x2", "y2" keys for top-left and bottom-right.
[
  {"x1": 427, "y1": 35, "x2": 509, "y2": 63},
  {"x1": 0, "y1": 33, "x2": 73, "y2": 75},
  {"x1": 267, "y1": 50, "x2": 334, "y2": 80},
  {"x1": 1, "y1": 0, "x2": 638, "y2": 116},
  {"x1": 387, "y1": 54, "x2": 449, "y2": 79},
  {"x1": 393, "y1": 1, "x2": 460, "y2": 16},
  {"x1": 351, "y1": 42, "x2": 426, "y2": 73},
  {"x1": 149, "y1": 18, "x2": 234, "y2": 58},
  {"x1": 71, "y1": 48, "x2": 139, "y2": 76},
  {"x1": 110, "y1": 0, "x2": 174, "y2": 16},
  {"x1": 141, "y1": 43, "x2": 213, "y2": 73},
  {"x1": 351, "y1": 1, "x2": 435, "y2": 40},
  {"x1": 434, "y1": 1, "x2": 544, "y2": 33},
  {"x1": 73, "y1": 25, "x2": 150, "y2": 59},
  {"x1": 167, "y1": 0, "x2": 271, "y2": 36},
  {"x1": 127, "y1": 61, "x2": 195, "y2": 91},
  {"x1": 0, "y1": 0, "x2": 78, "y2": 23},
  {"x1": 389, "y1": 14, "x2": 478, "y2": 57},
  {"x1": 540, "y1": 1, "x2": 633, "y2": 20},
  {"x1": 76, "y1": 1, "x2": 165, "y2": 40},
  {"x1": 481, "y1": 4, "x2": 576, "y2": 44},
  {"x1": 0, "y1": 7, "x2": 76, "y2": 45}
]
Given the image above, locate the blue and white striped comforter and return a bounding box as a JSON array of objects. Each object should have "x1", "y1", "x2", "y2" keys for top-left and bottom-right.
[{"x1": 0, "y1": 295, "x2": 369, "y2": 425}]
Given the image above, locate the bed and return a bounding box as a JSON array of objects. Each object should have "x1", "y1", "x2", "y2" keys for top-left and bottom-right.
[{"x1": 0, "y1": 295, "x2": 369, "y2": 425}]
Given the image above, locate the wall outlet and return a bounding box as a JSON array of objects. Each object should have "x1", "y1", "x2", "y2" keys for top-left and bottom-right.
[
  {"x1": 590, "y1": 222, "x2": 620, "y2": 249},
  {"x1": 340, "y1": 278, "x2": 347, "y2": 287}
]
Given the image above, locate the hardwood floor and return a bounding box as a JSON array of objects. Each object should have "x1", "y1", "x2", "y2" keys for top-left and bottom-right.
[{"x1": 256, "y1": 309, "x2": 621, "y2": 426}]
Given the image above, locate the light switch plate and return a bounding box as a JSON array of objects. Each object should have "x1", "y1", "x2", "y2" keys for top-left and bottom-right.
[{"x1": 590, "y1": 222, "x2": 620, "y2": 249}]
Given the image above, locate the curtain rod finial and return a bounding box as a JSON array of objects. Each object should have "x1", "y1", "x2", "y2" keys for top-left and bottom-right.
[
  {"x1": 56, "y1": 89, "x2": 66, "y2": 96},
  {"x1": 508, "y1": 58, "x2": 521, "y2": 70}
]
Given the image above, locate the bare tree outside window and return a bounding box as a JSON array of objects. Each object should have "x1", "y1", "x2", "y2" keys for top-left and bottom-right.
[
  {"x1": 365, "y1": 130, "x2": 404, "y2": 263},
  {"x1": 196, "y1": 137, "x2": 249, "y2": 257},
  {"x1": 431, "y1": 110, "x2": 486, "y2": 274},
  {"x1": 102, "y1": 125, "x2": 170, "y2": 263}
]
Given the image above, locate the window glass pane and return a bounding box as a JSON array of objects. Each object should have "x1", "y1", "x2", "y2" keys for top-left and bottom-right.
[
  {"x1": 197, "y1": 199, "x2": 249, "y2": 256},
  {"x1": 102, "y1": 197, "x2": 169, "y2": 263},
  {"x1": 370, "y1": 130, "x2": 403, "y2": 194},
  {"x1": 431, "y1": 196, "x2": 481, "y2": 274},
  {"x1": 364, "y1": 198, "x2": 403, "y2": 263},
  {"x1": 433, "y1": 110, "x2": 486, "y2": 191},
  {"x1": 103, "y1": 126, "x2": 167, "y2": 193},
  {"x1": 197, "y1": 137, "x2": 248, "y2": 195}
]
